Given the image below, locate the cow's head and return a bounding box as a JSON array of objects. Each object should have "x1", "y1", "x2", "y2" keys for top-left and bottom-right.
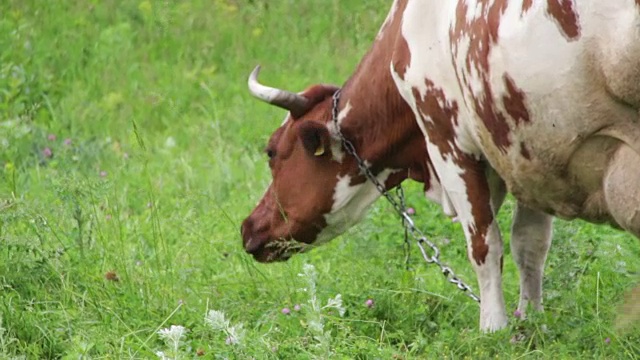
[{"x1": 241, "y1": 66, "x2": 429, "y2": 262}]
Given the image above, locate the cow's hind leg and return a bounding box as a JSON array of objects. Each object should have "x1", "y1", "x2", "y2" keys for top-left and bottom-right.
[{"x1": 510, "y1": 202, "x2": 553, "y2": 315}]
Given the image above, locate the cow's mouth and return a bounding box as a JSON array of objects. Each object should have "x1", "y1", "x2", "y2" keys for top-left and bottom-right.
[{"x1": 251, "y1": 239, "x2": 308, "y2": 263}]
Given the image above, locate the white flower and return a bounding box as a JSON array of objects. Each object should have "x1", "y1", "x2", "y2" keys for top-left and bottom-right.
[
  {"x1": 227, "y1": 324, "x2": 246, "y2": 345},
  {"x1": 205, "y1": 310, "x2": 229, "y2": 331},
  {"x1": 157, "y1": 325, "x2": 187, "y2": 351},
  {"x1": 324, "y1": 294, "x2": 346, "y2": 317},
  {"x1": 204, "y1": 309, "x2": 245, "y2": 347}
]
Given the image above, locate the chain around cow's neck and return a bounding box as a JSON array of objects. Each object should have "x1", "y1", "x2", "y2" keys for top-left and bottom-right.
[{"x1": 330, "y1": 89, "x2": 481, "y2": 304}]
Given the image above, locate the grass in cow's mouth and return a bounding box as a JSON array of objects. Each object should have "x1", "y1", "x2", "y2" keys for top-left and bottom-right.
[{"x1": 0, "y1": 0, "x2": 638, "y2": 358}]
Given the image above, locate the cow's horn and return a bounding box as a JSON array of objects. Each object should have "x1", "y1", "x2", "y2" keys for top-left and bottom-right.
[{"x1": 248, "y1": 65, "x2": 310, "y2": 117}]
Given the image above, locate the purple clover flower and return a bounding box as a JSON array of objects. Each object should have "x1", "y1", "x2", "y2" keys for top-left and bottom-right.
[
  {"x1": 42, "y1": 147, "x2": 53, "y2": 158},
  {"x1": 514, "y1": 309, "x2": 522, "y2": 319}
]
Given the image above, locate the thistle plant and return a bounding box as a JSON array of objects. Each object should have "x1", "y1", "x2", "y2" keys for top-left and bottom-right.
[
  {"x1": 205, "y1": 309, "x2": 246, "y2": 346},
  {"x1": 298, "y1": 264, "x2": 346, "y2": 357},
  {"x1": 155, "y1": 325, "x2": 188, "y2": 360}
]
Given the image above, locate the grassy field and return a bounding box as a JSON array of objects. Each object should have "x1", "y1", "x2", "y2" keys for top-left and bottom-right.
[{"x1": 1, "y1": 0, "x2": 639, "y2": 358}]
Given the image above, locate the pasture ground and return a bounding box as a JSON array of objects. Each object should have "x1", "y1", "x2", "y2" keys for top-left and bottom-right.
[{"x1": 1, "y1": 1, "x2": 639, "y2": 358}]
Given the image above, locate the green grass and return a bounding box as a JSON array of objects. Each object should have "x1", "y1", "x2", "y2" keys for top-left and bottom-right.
[{"x1": 1, "y1": 0, "x2": 639, "y2": 358}]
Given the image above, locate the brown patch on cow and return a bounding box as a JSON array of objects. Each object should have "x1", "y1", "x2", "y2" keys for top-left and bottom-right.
[
  {"x1": 411, "y1": 79, "x2": 460, "y2": 158},
  {"x1": 450, "y1": 0, "x2": 517, "y2": 153},
  {"x1": 519, "y1": 142, "x2": 531, "y2": 160},
  {"x1": 411, "y1": 77, "x2": 494, "y2": 266},
  {"x1": 390, "y1": 1, "x2": 411, "y2": 79},
  {"x1": 522, "y1": 0, "x2": 533, "y2": 15},
  {"x1": 475, "y1": 81, "x2": 513, "y2": 151},
  {"x1": 461, "y1": 161, "x2": 494, "y2": 265},
  {"x1": 546, "y1": 0, "x2": 581, "y2": 41},
  {"x1": 637, "y1": 0, "x2": 640, "y2": 7},
  {"x1": 378, "y1": 0, "x2": 408, "y2": 40},
  {"x1": 502, "y1": 75, "x2": 530, "y2": 126}
]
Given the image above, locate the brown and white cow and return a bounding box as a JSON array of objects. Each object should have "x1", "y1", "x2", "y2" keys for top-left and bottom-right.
[{"x1": 241, "y1": 0, "x2": 640, "y2": 332}]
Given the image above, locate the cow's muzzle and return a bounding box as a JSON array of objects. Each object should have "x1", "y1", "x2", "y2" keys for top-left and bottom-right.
[{"x1": 240, "y1": 217, "x2": 303, "y2": 262}]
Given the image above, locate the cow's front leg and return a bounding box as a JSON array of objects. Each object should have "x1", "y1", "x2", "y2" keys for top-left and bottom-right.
[
  {"x1": 431, "y1": 152, "x2": 508, "y2": 332},
  {"x1": 511, "y1": 202, "x2": 553, "y2": 315}
]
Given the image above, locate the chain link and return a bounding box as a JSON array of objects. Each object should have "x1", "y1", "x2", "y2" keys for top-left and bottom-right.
[{"x1": 331, "y1": 89, "x2": 480, "y2": 304}]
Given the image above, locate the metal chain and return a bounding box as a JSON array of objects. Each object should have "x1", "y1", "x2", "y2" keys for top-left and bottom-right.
[{"x1": 331, "y1": 89, "x2": 481, "y2": 304}]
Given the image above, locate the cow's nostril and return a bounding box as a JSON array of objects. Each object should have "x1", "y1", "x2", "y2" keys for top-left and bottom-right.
[
  {"x1": 241, "y1": 218, "x2": 266, "y2": 254},
  {"x1": 244, "y1": 236, "x2": 264, "y2": 253}
]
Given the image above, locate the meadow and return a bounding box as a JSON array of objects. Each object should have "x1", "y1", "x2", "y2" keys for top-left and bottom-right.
[{"x1": 1, "y1": 0, "x2": 639, "y2": 358}]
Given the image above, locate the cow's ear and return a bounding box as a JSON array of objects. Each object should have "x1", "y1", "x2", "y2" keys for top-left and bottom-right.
[{"x1": 299, "y1": 122, "x2": 331, "y2": 157}]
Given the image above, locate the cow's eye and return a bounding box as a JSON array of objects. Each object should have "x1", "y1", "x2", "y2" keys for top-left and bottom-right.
[{"x1": 266, "y1": 148, "x2": 276, "y2": 159}]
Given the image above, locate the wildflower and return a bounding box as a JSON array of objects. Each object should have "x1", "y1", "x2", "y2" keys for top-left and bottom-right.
[
  {"x1": 604, "y1": 337, "x2": 611, "y2": 344},
  {"x1": 226, "y1": 324, "x2": 245, "y2": 345},
  {"x1": 406, "y1": 207, "x2": 416, "y2": 215},
  {"x1": 281, "y1": 307, "x2": 291, "y2": 315},
  {"x1": 123, "y1": 152, "x2": 129, "y2": 159},
  {"x1": 100, "y1": 170, "x2": 107, "y2": 177},
  {"x1": 365, "y1": 299, "x2": 374, "y2": 308},
  {"x1": 105, "y1": 214, "x2": 112, "y2": 221},
  {"x1": 42, "y1": 147, "x2": 53, "y2": 158},
  {"x1": 64, "y1": 138, "x2": 72, "y2": 146},
  {"x1": 205, "y1": 310, "x2": 229, "y2": 330},
  {"x1": 47, "y1": 134, "x2": 56, "y2": 141},
  {"x1": 513, "y1": 309, "x2": 522, "y2": 319},
  {"x1": 157, "y1": 325, "x2": 188, "y2": 353},
  {"x1": 325, "y1": 294, "x2": 346, "y2": 317},
  {"x1": 294, "y1": 304, "x2": 301, "y2": 311}
]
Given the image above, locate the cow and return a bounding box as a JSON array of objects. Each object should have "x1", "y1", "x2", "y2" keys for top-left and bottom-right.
[{"x1": 241, "y1": 0, "x2": 640, "y2": 332}]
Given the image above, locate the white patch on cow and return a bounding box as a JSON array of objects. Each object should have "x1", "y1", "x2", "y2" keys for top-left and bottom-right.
[
  {"x1": 376, "y1": 0, "x2": 400, "y2": 40},
  {"x1": 337, "y1": 100, "x2": 352, "y2": 125},
  {"x1": 314, "y1": 168, "x2": 399, "y2": 245},
  {"x1": 327, "y1": 100, "x2": 352, "y2": 163},
  {"x1": 466, "y1": 0, "x2": 481, "y2": 23}
]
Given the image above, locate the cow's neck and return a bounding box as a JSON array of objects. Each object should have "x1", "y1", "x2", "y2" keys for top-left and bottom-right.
[{"x1": 334, "y1": 7, "x2": 422, "y2": 181}]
